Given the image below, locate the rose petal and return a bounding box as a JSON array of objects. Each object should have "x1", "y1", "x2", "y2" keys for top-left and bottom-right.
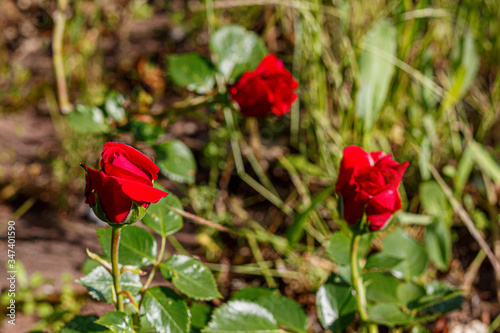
[
  {"x1": 103, "y1": 142, "x2": 160, "y2": 181},
  {"x1": 230, "y1": 75, "x2": 274, "y2": 117},
  {"x1": 84, "y1": 167, "x2": 133, "y2": 223},
  {"x1": 102, "y1": 153, "x2": 153, "y2": 186},
  {"x1": 111, "y1": 176, "x2": 168, "y2": 203},
  {"x1": 340, "y1": 183, "x2": 368, "y2": 225}
]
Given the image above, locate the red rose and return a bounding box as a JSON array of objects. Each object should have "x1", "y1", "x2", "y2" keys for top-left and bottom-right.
[
  {"x1": 335, "y1": 145, "x2": 409, "y2": 231},
  {"x1": 229, "y1": 54, "x2": 299, "y2": 117},
  {"x1": 82, "y1": 142, "x2": 168, "y2": 224}
]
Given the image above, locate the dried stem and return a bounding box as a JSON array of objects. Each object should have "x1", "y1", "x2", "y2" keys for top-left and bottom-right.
[{"x1": 52, "y1": 0, "x2": 72, "y2": 114}]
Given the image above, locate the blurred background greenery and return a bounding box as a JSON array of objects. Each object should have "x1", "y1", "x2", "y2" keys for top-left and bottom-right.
[{"x1": 0, "y1": 0, "x2": 499, "y2": 331}]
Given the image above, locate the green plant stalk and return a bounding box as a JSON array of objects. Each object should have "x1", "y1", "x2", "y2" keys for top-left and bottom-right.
[
  {"x1": 351, "y1": 233, "x2": 378, "y2": 333},
  {"x1": 111, "y1": 226, "x2": 124, "y2": 312},
  {"x1": 223, "y1": 107, "x2": 293, "y2": 216},
  {"x1": 143, "y1": 235, "x2": 168, "y2": 291}
]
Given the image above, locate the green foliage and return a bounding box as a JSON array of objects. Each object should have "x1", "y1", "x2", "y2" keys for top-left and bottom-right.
[
  {"x1": 159, "y1": 255, "x2": 221, "y2": 300},
  {"x1": 97, "y1": 225, "x2": 157, "y2": 267},
  {"x1": 326, "y1": 231, "x2": 372, "y2": 265},
  {"x1": 77, "y1": 266, "x2": 142, "y2": 303},
  {"x1": 125, "y1": 119, "x2": 163, "y2": 143},
  {"x1": 368, "y1": 303, "x2": 413, "y2": 327},
  {"x1": 204, "y1": 300, "x2": 280, "y2": 333},
  {"x1": 231, "y1": 287, "x2": 307, "y2": 333},
  {"x1": 232, "y1": 286, "x2": 277, "y2": 301},
  {"x1": 66, "y1": 92, "x2": 127, "y2": 134},
  {"x1": 255, "y1": 295, "x2": 308, "y2": 333},
  {"x1": 168, "y1": 53, "x2": 216, "y2": 94},
  {"x1": 424, "y1": 219, "x2": 452, "y2": 271},
  {"x1": 155, "y1": 140, "x2": 197, "y2": 184},
  {"x1": 316, "y1": 274, "x2": 356, "y2": 332},
  {"x1": 67, "y1": 105, "x2": 110, "y2": 134},
  {"x1": 139, "y1": 286, "x2": 190, "y2": 333},
  {"x1": 363, "y1": 272, "x2": 401, "y2": 304},
  {"x1": 189, "y1": 303, "x2": 212, "y2": 331},
  {"x1": 381, "y1": 228, "x2": 428, "y2": 280},
  {"x1": 142, "y1": 192, "x2": 184, "y2": 237},
  {"x1": 355, "y1": 20, "x2": 397, "y2": 131},
  {"x1": 95, "y1": 312, "x2": 135, "y2": 333},
  {"x1": 62, "y1": 315, "x2": 109, "y2": 333},
  {"x1": 209, "y1": 25, "x2": 267, "y2": 81},
  {"x1": 287, "y1": 185, "x2": 336, "y2": 246}
]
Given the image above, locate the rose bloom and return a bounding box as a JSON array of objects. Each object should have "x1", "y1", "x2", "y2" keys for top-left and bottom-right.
[
  {"x1": 229, "y1": 54, "x2": 299, "y2": 117},
  {"x1": 335, "y1": 145, "x2": 409, "y2": 231},
  {"x1": 82, "y1": 142, "x2": 168, "y2": 224}
]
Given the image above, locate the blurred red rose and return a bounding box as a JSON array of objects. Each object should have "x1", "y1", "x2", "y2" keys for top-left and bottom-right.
[
  {"x1": 335, "y1": 145, "x2": 409, "y2": 231},
  {"x1": 82, "y1": 142, "x2": 168, "y2": 224},
  {"x1": 229, "y1": 54, "x2": 299, "y2": 117}
]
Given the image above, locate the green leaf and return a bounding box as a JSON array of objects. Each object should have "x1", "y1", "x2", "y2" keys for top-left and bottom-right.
[
  {"x1": 468, "y1": 141, "x2": 500, "y2": 184},
  {"x1": 442, "y1": 32, "x2": 479, "y2": 110},
  {"x1": 363, "y1": 272, "x2": 401, "y2": 304},
  {"x1": 155, "y1": 140, "x2": 197, "y2": 184},
  {"x1": 125, "y1": 119, "x2": 163, "y2": 142},
  {"x1": 454, "y1": 147, "x2": 474, "y2": 197},
  {"x1": 364, "y1": 253, "x2": 403, "y2": 271},
  {"x1": 411, "y1": 325, "x2": 431, "y2": 333},
  {"x1": 280, "y1": 155, "x2": 327, "y2": 178},
  {"x1": 355, "y1": 19, "x2": 397, "y2": 130},
  {"x1": 142, "y1": 192, "x2": 183, "y2": 237},
  {"x1": 204, "y1": 300, "x2": 280, "y2": 333},
  {"x1": 103, "y1": 91, "x2": 126, "y2": 123},
  {"x1": 190, "y1": 303, "x2": 212, "y2": 330},
  {"x1": 168, "y1": 53, "x2": 216, "y2": 94},
  {"x1": 77, "y1": 266, "x2": 142, "y2": 303},
  {"x1": 159, "y1": 255, "x2": 221, "y2": 300},
  {"x1": 316, "y1": 275, "x2": 356, "y2": 332},
  {"x1": 396, "y1": 212, "x2": 434, "y2": 226},
  {"x1": 325, "y1": 232, "x2": 372, "y2": 266},
  {"x1": 255, "y1": 295, "x2": 308, "y2": 333},
  {"x1": 382, "y1": 228, "x2": 428, "y2": 280},
  {"x1": 368, "y1": 303, "x2": 413, "y2": 327},
  {"x1": 97, "y1": 225, "x2": 157, "y2": 267},
  {"x1": 62, "y1": 315, "x2": 109, "y2": 333},
  {"x1": 411, "y1": 281, "x2": 464, "y2": 313},
  {"x1": 139, "y1": 286, "x2": 190, "y2": 333},
  {"x1": 95, "y1": 312, "x2": 135, "y2": 333},
  {"x1": 82, "y1": 258, "x2": 101, "y2": 275},
  {"x1": 325, "y1": 232, "x2": 351, "y2": 265},
  {"x1": 67, "y1": 104, "x2": 110, "y2": 134},
  {"x1": 287, "y1": 185, "x2": 336, "y2": 247},
  {"x1": 397, "y1": 282, "x2": 426, "y2": 307},
  {"x1": 209, "y1": 25, "x2": 267, "y2": 81},
  {"x1": 424, "y1": 219, "x2": 452, "y2": 271},
  {"x1": 232, "y1": 286, "x2": 277, "y2": 301},
  {"x1": 419, "y1": 181, "x2": 448, "y2": 218}
]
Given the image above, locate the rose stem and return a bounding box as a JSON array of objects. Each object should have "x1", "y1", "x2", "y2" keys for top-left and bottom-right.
[
  {"x1": 111, "y1": 226, "x2": 124, "y2": 312},
  {"x1": 350, "y1": 233, "x2": 378, "y2": 333}
]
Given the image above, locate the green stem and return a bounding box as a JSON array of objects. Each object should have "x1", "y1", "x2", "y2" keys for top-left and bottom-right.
[
  {"x1": 351, "y1": 233, "x2": 378, "y2": 333},
  {"x1": 143, "y1": 235, "x2": 167, "y2": 291},
  {"x1": 111, "y1": 226, "x2": 124, "y2": 312}
]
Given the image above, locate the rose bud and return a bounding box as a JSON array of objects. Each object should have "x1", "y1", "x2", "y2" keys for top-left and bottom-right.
[
  {"x1": 81, "y1": 142, "x2": 168, "y2": 225},
  {"x1": 229, "y1": 54, "x2": 299, "y2": 117},
  {"x1": 335, "y1": 145, "x2": 409, "y2": 231}
]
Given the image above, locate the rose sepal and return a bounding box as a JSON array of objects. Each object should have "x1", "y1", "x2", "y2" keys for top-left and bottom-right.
[
  {"x1": 349, "y1": 214, "x2": 371, "y2": 235},
  {"x1": 93, "y1": 192, "x2": 148, "y2": 226},
  {"x1": 92, "y1": 191, "x2": 113, "y2": 224}
]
